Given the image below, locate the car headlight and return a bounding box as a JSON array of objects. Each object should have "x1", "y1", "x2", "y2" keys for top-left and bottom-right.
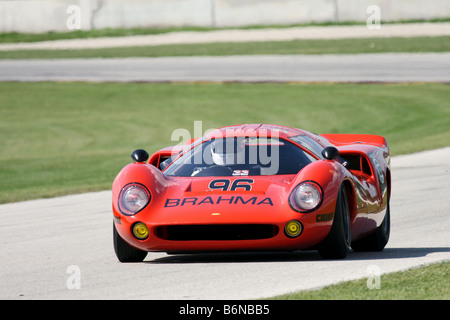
[
  {"x1": 119, "y1": 183, "x2": 151, "y2": 215},
  {"x1": 289, "y1": 181, "x2": 323, "y2": 212}
]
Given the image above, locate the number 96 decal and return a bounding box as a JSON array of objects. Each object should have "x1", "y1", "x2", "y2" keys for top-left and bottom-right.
[{"x1": 208, "y1": 179, "x2": 254, "y2": 191}]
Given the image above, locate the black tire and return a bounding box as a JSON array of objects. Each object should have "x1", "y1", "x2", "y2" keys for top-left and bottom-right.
[
  {"x1": 351, "y1": 198, "x2": 390, "y2": 252},
  {"x1": 318, "y1": 185, "x2": 351, "y2": 259},
  {"x1": 113, "y1": 223, "x2": 147, "y2": 262}
]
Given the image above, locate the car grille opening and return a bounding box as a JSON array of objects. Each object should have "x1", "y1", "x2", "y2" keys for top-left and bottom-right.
[{"x1": 156, "y1": 224, "x2": 279, "y2": 241}]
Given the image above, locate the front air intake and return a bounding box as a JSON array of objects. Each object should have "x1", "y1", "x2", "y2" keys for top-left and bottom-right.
[{"x1": 156, "y1": 224, "x2": 279, "y2": 241}]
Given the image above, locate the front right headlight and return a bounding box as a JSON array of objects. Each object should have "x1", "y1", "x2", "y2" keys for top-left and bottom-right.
[
  {"x1": 289, "y1": 181, "x2": 323, "y2": 212},
  {"x1": 119, "y1": 183, "x2": 151, "y2": 215}
]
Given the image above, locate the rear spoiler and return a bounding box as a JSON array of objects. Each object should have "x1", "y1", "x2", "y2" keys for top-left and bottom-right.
[{"x1": 319, "y1": 134, "x2": 388, "y2": 149}]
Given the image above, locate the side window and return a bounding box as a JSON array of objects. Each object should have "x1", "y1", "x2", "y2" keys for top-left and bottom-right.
[
  {"x1": 361, "y1": 156, "x2": 373, "y2": 176},
  {"x1": 341, "y1": 153, "x2": 373, "y2": 177}
]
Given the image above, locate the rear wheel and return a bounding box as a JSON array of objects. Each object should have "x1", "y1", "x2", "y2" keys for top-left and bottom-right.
[
  {"x1": 351, "y1": 198, "x2": 390, "y2": 252},
  {"x1": 113, "y1": 223, "x2": 147, "y2": 262},
  {"x1": 318, "y1": 185, "x2": 351, "y2": 259}
]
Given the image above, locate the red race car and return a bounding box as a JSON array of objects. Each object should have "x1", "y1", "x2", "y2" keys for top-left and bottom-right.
[{"x1": 112, "y1": 124, "x2": 391, "y2": 262}]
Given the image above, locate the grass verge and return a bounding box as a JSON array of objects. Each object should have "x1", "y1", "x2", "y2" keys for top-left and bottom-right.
[
  {"x1": 269, "y1": 261, "x2": 450, "y2": 300},
  {"x1": 0, "y1": 36, "x2": 449, "y2": 59},
  {"x1": 0, "y1": 82, "x2": 449, "y2": 203},
  {"x1": 2, "y1": 18, "x2": 449, "y2": 43}
]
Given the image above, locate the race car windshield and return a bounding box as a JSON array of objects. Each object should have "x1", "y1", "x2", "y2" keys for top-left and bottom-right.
[{"x1": 163, "y1": 137, "x2": 315, "y2": 177}]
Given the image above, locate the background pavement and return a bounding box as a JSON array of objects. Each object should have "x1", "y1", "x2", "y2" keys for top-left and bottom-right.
[{"x1": 1, "y1": 53, "x2": 449, "y2": 83}]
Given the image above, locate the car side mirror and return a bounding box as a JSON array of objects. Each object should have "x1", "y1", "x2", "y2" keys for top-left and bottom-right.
[
  {"x1": 322, "y1": 146, "x2": 339, "y2": 160},
  {"x1": 131, "y1": 149, "x2": 149, "y2": 163}
]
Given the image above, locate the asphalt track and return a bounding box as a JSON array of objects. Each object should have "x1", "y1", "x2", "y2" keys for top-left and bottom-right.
[
  {"x1": 1, "y1": 53, "x2": 449, "y2": 83},
  {"x1": 0, "y1": 147, "x2": 449, "y2": 300}
]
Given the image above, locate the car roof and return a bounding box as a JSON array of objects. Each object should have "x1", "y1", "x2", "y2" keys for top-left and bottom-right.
[{"x1": 204, "y1": 124, "x2": 308, "y2": 140}]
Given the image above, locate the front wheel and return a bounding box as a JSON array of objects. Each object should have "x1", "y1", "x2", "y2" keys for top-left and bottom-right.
[
  {"x1": 318, "y1": 185, "x2": 351, "y2": 259},
  {"x1": 113, "y1": 223, "x2": 147, "y2": 262}
]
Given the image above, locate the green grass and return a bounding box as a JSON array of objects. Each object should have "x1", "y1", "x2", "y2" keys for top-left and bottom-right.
[
  {"x1": 270, "y1": 261, "x2": 450, "y2": 300},
  {"x1": 0, "y1": 82, "x2": 449, "y2": 203},
  {"x1": 1, "y1": 36, "x2": 449, "y2": 59},
  {"x1": 0, "y1": 26, "x2": 216, "y2": 44}
]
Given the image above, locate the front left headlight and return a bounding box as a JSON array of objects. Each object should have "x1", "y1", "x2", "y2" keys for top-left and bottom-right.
[
  {"x1": 119, "y1": 183, "x2": 151, "y2": 215},
  {"x1": 289, "y1": 181, "x2": 323, "y2": 212}
]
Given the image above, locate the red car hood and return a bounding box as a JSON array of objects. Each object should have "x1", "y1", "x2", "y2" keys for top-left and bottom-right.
[{"x1": 143, "y1": 175, "x2": 297, "y2": 225}]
